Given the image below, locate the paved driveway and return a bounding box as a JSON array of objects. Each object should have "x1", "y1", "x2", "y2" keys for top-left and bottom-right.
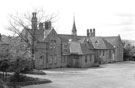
[{"x1": 23, "y1": 61, "x2": 135, "y2": 88}]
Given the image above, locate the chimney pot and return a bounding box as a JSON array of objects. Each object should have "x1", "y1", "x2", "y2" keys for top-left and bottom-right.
[
  {"x1": 87, "y1": 29, "x2": 89, "y2": 36},
  {"x1": 93, "y1": 28, "x2": 95, "y2": 37},
  {"x1": 90, "y1": 29, "x2": 92, "y2": 37},
  {"x1": 39, "y1": 23, "x2": 43, "y2": 30},
  {"x1": 45, "y1": 21, "x2": 52, "y2": 30}
]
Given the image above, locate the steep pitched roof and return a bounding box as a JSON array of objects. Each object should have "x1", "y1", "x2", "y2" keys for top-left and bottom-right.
[
  {"x1": 103, "y1": 36, "x2": 118, "y2": 46},
  {"x1": 21, "y1": 27, "x2": 53, "y2": 42},
  {"x1": 69, "y1": 41, "x2": 94, "y2": 55},
  {"x1": 69, "y1": 41, "x2": 82, "y2": 54},
  {"x1": 58, "y1": 34, "x2": 73, "y2": 42},
  {"x1": 90, "y1": 37, "x2": 114, "y2": 49},
  {"x1": 43, "y1": 29, "x2": 52, "y2": 40},
  {"x1": 78, "y1": 38, "x2": 94, "y2": 49},
  {"x1": 58, "y1": 34, "x2": 85, "y2": 42}
]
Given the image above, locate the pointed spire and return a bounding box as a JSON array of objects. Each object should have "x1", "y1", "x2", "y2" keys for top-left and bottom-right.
[{"x1": 72, "y1": 16, "x2": 77, "y2": 36}]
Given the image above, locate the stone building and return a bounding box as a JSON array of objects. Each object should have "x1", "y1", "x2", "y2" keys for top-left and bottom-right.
[{"x1": 26, "y1": 12, "x2": 123, "y2": 69}]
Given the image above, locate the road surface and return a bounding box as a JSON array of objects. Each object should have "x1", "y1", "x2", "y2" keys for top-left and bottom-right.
[{"x1": 23, "y1": 61, "x2": 135, "y2": 88}]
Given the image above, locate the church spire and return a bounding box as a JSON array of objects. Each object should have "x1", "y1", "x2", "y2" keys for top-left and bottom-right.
[{"x1": 72, "y1": 16, "x2": 77, "y2": 36}]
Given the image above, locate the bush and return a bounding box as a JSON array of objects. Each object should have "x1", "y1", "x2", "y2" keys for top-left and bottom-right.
[
  {"x1": 9, "y1": 72, "x2": 27, "y2": 82},
  {"x1": 8, "y1": 57, "x2": 33, "y2": 73}
]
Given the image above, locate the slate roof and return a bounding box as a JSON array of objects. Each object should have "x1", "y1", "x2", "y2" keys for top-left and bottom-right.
[
  {"x1": 58, "y1": 33, "x2": 116, "y2": 51},
  {"x1": 58, "y1": 34, "x2": 85, "y2": 42},
  {"x1": 103, "y1": 36, "x2": 119, "y2": 46},
  {"x1": 69, "y1": 41, "x2": 82, "y2": 54},
  {"x1": 90, "y1": 37, "x2": 114, "y2": 49},
  {"x1": 78, "y1": 38, "x2": 94, "y2": 49},
  {"x1": 69, "y1": 41, "x2": 94, "y2": 55}
]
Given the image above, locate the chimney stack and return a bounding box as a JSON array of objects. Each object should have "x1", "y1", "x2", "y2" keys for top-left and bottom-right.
[
  {"x1": 45, "y1": 21, "x2": 52, "y2": 30},
  {"x1": 39, "y1": 22, "x2": 44, "y2": 30},
  {"x1": 90, "y1": 29, "x2": 92, "y2": 37},
  {"x1": 93, "y1": 28, "x2": 95, "y2": 37},
  {"x1": 87, "y1": 29, "x2": 89, "y2": 36},
  {"x1": 31, "y1": 12, "x2": 37, "y2": 30},
  {"x1": 0, "y1": 33, "x2": 2, "y2": 42}
]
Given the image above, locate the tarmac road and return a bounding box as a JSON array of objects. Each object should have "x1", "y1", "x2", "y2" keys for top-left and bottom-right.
[{"x1": 23, "y1": 61, "x2": 135, "y2": 88}]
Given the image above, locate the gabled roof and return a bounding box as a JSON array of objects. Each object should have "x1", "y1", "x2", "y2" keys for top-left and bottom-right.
[
  {"x1": 90, "y1": 37, "x2": 114, "y2": 49},
  {"x1": 43, "y1": 29, "x2": 52, "y2": 40},
  {"x1": 78, "y1": 38, "x2": 94, "y2": 49},
  {"x1": 103, "y1": 36, "x2": 119, "y2": 46},
  {"x1": 21, "y1": 27, "x2": 53, "y2": 42},
  {"x1": 58, "y1": 34, "x2": 74, "y2": 42},
  {"x1": 58, "y1": 34, "x2": 85, "y2": 42}
]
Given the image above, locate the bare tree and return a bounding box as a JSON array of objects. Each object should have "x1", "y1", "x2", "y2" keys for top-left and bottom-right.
[{"x1": 7, "y1": 9, "x2": 58, "y2": 68}]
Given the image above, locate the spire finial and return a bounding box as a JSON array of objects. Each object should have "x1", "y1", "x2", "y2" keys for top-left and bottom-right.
[{"x1": 72, "y1": 15, "x2": 77, "y2": 36}]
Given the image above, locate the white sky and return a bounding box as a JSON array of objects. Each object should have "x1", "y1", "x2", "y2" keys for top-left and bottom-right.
[{"x1": 0, "y1": 0, "x2": 135, "y2": 40}]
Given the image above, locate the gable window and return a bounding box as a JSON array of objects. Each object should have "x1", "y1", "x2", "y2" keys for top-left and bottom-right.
[
  {"x1": 50, "y1": 43, "x2": 53, "y2": 48},
  {"x1": 95, "y1": 40, "x2": 98, "y2": 43}
]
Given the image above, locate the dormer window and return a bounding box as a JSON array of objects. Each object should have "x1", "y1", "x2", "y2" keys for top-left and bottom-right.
[
  {"x1": 95, "y1": 40, "x2": 98, "y2": 43},
  {"x1": 68, "y1": 39, "x2": 72, "y2": 42}
]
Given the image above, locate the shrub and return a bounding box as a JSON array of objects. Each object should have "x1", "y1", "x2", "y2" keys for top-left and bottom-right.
[{"x1": 9, "y1": 72, "x2": 27, "y2": 82}]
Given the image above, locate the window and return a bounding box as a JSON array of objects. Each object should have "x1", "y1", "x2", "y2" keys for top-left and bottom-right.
[
  {"x1": 74, "y1": 56, "x2": 78, "y2": 59},
  {"x1": 64, "y1": 49, "x2": 68, "y2": 53},
  {"x1": 89, "y1": 55, "x2": 91, "y2": 62},
  {"x1": 95, "y1": 40, "x2": 98, "y2": 43},
  {"x1": 85, "y1": 56, "x2": 87, "y2": 63},
  {"x1": 40, "y1": 56, "x2": 43, "y2": 59},
  {"x1": 109, "y1": 50, "x2": 112, "y2": 58},
  {"x1": 103, "y1": 51, "x2": 105, "y2": 56},
  {"x1": 46, "y1": 52, "x2": 48, "y2": 63},
  {"x1": 99, "y1": 50, "x2": 101, "y2": 55},
  {"x1": 54, "y1": 56, "x2": 57, "y2": 64},
  {"x1": 64, "y1": 44, "x2": 68, "y2": 48},
  {"x1": 49, "y1": 55, "x2": 53, "y2": 64},
  {"x1": 54, "y1": 40, "x2": 56, "y2": 43},
  {"x1": 61, "y1": 56, "x2": 65, "y2": 63},
  {"x1": 63, "y1": 56, "x2": 66, "y2": 63},
  {"x1": 46, "y1": 43, "x2": 49, "y2": 50},
  {"x1": 64, "y1": 56, "x2": 66, "y2": 62},
  {"x1": 50, "y1": 43, "x2": 53, "y2": 48}
]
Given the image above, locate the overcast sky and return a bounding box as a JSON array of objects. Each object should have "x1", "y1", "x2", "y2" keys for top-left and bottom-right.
[{"x1": 0, "y1": 0, "x2": 135, "y2": 40}]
